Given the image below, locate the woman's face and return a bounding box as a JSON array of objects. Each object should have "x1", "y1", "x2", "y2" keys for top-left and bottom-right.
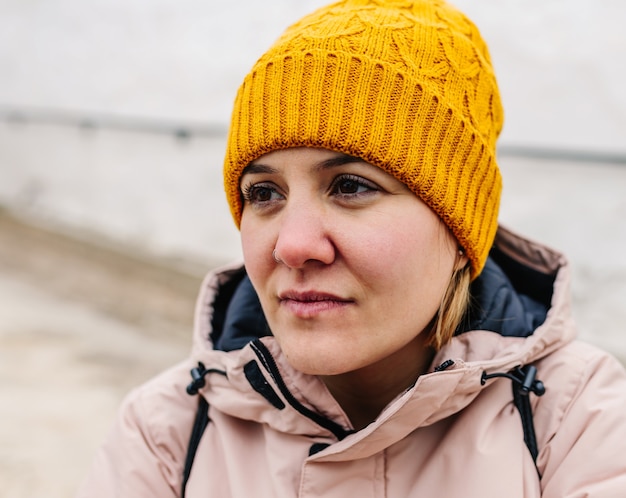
[{"x1": 240, "y1": 147, "x2": 463, "y2": 376}]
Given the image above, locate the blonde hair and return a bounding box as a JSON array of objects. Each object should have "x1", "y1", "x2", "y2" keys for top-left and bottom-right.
[{"x1": 427, "y1": 262, "x2": 472, "y2": 350}]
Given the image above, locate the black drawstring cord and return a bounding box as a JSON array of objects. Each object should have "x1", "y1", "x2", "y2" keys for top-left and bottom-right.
[
  {"x1": 480, "y1": 365, "x2": 546, "y2": 397},
  {"x1": 186, "y1": 362, "x2": 227, "y2": 395},
  {"x1": 481, "y1": 365, "x2": 546, "y2": 471},
  {"x1": 182, "y1": 362, "x2": 227, "y2": 497}
]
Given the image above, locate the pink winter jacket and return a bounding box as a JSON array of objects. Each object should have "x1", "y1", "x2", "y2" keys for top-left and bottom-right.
[{"x1": 77, "y1": 227, "x2": 626, "y2": 497}]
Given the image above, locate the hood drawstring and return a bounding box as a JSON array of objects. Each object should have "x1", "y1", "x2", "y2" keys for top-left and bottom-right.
[
  {"x1": 481, "y1": 365, "x2": 545, "y2": 396},
  {"x1": 186, "y1": 362, "x2": 227, "y2": 395},
  {"x1": 481, "y1": 365, "x2": 545, "y2": 474},
  {"x1": 183, "y1": 362, "x2": 227, "y2": 497}
]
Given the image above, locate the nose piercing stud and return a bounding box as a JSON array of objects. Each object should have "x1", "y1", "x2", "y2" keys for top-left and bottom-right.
[{"x1": 272, "y1": 250, "x2": 282, "y2": 264}]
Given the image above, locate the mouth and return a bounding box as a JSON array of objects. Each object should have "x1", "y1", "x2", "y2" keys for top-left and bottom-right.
[{"x1": 278, "y1": 290, "x2": 353, "y2": 318}]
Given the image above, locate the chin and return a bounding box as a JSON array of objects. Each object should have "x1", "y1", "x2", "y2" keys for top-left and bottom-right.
[{"x1": 281, "y1": 347, "x2": 361, "y2": 377}]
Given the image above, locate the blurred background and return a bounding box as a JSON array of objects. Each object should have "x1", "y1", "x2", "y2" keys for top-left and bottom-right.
[{"x1": 1, "y1": 0, "x2": 625, "y2": 496}]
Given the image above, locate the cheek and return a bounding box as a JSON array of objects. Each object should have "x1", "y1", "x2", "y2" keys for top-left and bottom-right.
[
  {"x1": 240, "y1": 215, "x2": 272, "y2": 280},
  {"x1": 240, "y1": 226, "x2": 256, "y2": 264},
  {"x1": 358, "y1": 215, "x2": 455, "y2": 298},
  {"x1": 358, "y1": 223, "x2": 436, "y2": 276}
]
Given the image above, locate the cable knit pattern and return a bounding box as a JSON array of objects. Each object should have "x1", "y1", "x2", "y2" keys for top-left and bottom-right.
[{"x1": 224, "y1": 0, "x2": 503, "y2": 277}]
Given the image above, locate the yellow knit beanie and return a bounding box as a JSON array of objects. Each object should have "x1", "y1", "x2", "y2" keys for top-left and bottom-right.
[{"x1": 224, "y1": 0, "x2": 504, "y2": 278}]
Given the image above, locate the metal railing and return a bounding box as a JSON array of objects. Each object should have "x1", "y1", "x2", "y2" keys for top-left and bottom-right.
[
  {"x1": 2, "y1": 105, "x2": 625, "y2": 165},
  {"x1": 0, "y1": 105, "x2": 226, "y2": 139}
]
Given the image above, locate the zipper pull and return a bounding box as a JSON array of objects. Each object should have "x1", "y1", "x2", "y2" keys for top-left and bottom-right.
[{"x1": 434, "y1": 359, "x2": 455, "y2": 372}]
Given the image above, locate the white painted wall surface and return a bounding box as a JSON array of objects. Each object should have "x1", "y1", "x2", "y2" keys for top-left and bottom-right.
[
  {"x1": 453, "y1": 0, "x2": 626, "y2": 153},
  {"x1": 2, "y1": 0, "x2": 624, "y2": 151},
  {"x1": 0, "y1": 121, "x2": 240, "y2": 266},
  {"x1": 0, "y1": 0, "x2": 328, "y2": 124},
  {"x1": 1, "y1": 1, "x2": 625, "y2": 293}
]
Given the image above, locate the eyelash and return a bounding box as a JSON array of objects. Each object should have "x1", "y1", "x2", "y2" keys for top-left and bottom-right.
[
  {"x1": 240, "y1": 174, "x2": 379, "y2": 206},
  {"x1": 330, "y1": 174, "x2": 379, "y2": 197},
  {"x1": 240, "y1": 182, "x2": 278, "y2": 205}
]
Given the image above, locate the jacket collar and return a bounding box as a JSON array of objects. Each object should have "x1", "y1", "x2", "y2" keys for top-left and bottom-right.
[{"x1": 189, "y1": 226, "x2": 577, "y2": 451}]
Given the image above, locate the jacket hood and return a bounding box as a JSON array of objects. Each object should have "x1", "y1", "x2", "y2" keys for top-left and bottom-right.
[{"x1": 187, "y1": 226, "x2": 577, "y2": 448}]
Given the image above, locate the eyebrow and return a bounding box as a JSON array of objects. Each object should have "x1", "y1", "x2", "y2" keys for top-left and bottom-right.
[
  {"x1": 241, "y1": 163, "x2": 277, "y2": 176},
  {"x1": 316, "y1": 153, "x2": 364, "y2": 170},
  {"x1": 241, "y1": 152, "x2": 364, "y2": 176}
]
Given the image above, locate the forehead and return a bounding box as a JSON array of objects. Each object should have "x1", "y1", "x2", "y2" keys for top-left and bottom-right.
[{"x1": 243, "y1": 148, "x2": 365, "y2": 175}]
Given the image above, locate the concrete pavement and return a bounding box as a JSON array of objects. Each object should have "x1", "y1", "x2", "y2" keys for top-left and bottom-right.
[{"x1": 0, "y1": 213, "x2": 202, "y2": 498}]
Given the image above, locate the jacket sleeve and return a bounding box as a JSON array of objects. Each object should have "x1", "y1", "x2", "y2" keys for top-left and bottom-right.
[
  {"x1": 538, "y1": 343, "x2": 626, "y2": 496},
  {"x1": 76, "y1": 370, "x2": 196, "y2": 498}
]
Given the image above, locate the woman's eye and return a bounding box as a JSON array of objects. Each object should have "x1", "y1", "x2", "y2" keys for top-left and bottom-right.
[
  {"x1": 241, "y1": 183, "x2": 281, "y2": 204},
  {"x1": 331, "y1": 175, "x2": 378, "y2": 196}
]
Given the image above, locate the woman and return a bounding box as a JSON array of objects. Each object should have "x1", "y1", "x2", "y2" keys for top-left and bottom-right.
[{"x1": 78, "y1": 0, "x2": 626, "y2": 496}]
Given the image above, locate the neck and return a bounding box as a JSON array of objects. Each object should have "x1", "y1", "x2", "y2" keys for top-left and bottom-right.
[{"x1": 321, "y1": 334, "x2": 434, "y2": 430}]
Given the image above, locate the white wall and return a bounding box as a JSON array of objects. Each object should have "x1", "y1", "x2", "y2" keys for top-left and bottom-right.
[
  {"x1": 454, "y1": 0, "x2": 626, "y2": 153},
  {"x1": 2, "y1": 0, "x2": 624, "y2": 151},
  {"x1": 0, "y1": 0, "x2": 327, "y2": 124},
  {"x1": 1, "y1": 0, "x2": 625, "y2": 269},
  {"x1": 0, "y1": 120, "x2": 240, "y2": 266},
  {"x1": 1, "y1": 0, "x2": 625, "y2": 358}
]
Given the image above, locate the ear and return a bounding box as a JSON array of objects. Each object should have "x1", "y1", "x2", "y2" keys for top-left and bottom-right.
[{"x1": 454, "y1": 248, "x2": 469, "y2": 271}]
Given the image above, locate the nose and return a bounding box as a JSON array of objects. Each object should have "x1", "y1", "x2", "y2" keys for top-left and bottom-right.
[{"x1": 273, "y1": 199, "x2": 335, "y2": 268}]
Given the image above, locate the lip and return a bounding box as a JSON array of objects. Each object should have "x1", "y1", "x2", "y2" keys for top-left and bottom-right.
[{"x1": 278, "y1": 290, "x2": 353, "y2": 318}]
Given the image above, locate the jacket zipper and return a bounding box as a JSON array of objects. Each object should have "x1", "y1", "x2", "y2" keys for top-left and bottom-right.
[{"x1": 250, "y1": 339, "x2": 354, "y2": 440}]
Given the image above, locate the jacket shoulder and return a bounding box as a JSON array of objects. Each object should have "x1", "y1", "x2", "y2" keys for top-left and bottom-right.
[
  {"x1": 125, "y1": 359, "x2": 199, "y2": 443},
  {"x1": 76, "y1": 360, "x2": 199, "y2": 498},
  {"x1": 533, "y1": 341, "x2": 626, "y2": 494}
]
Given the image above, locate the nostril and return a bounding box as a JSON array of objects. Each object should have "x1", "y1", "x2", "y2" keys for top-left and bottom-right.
[
  {"x1": 274, "y1": 212, "x2": 336, "y2": 267},
  {"x1": 273, "y1": 239, "x2": 336, "y2": 268}
]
